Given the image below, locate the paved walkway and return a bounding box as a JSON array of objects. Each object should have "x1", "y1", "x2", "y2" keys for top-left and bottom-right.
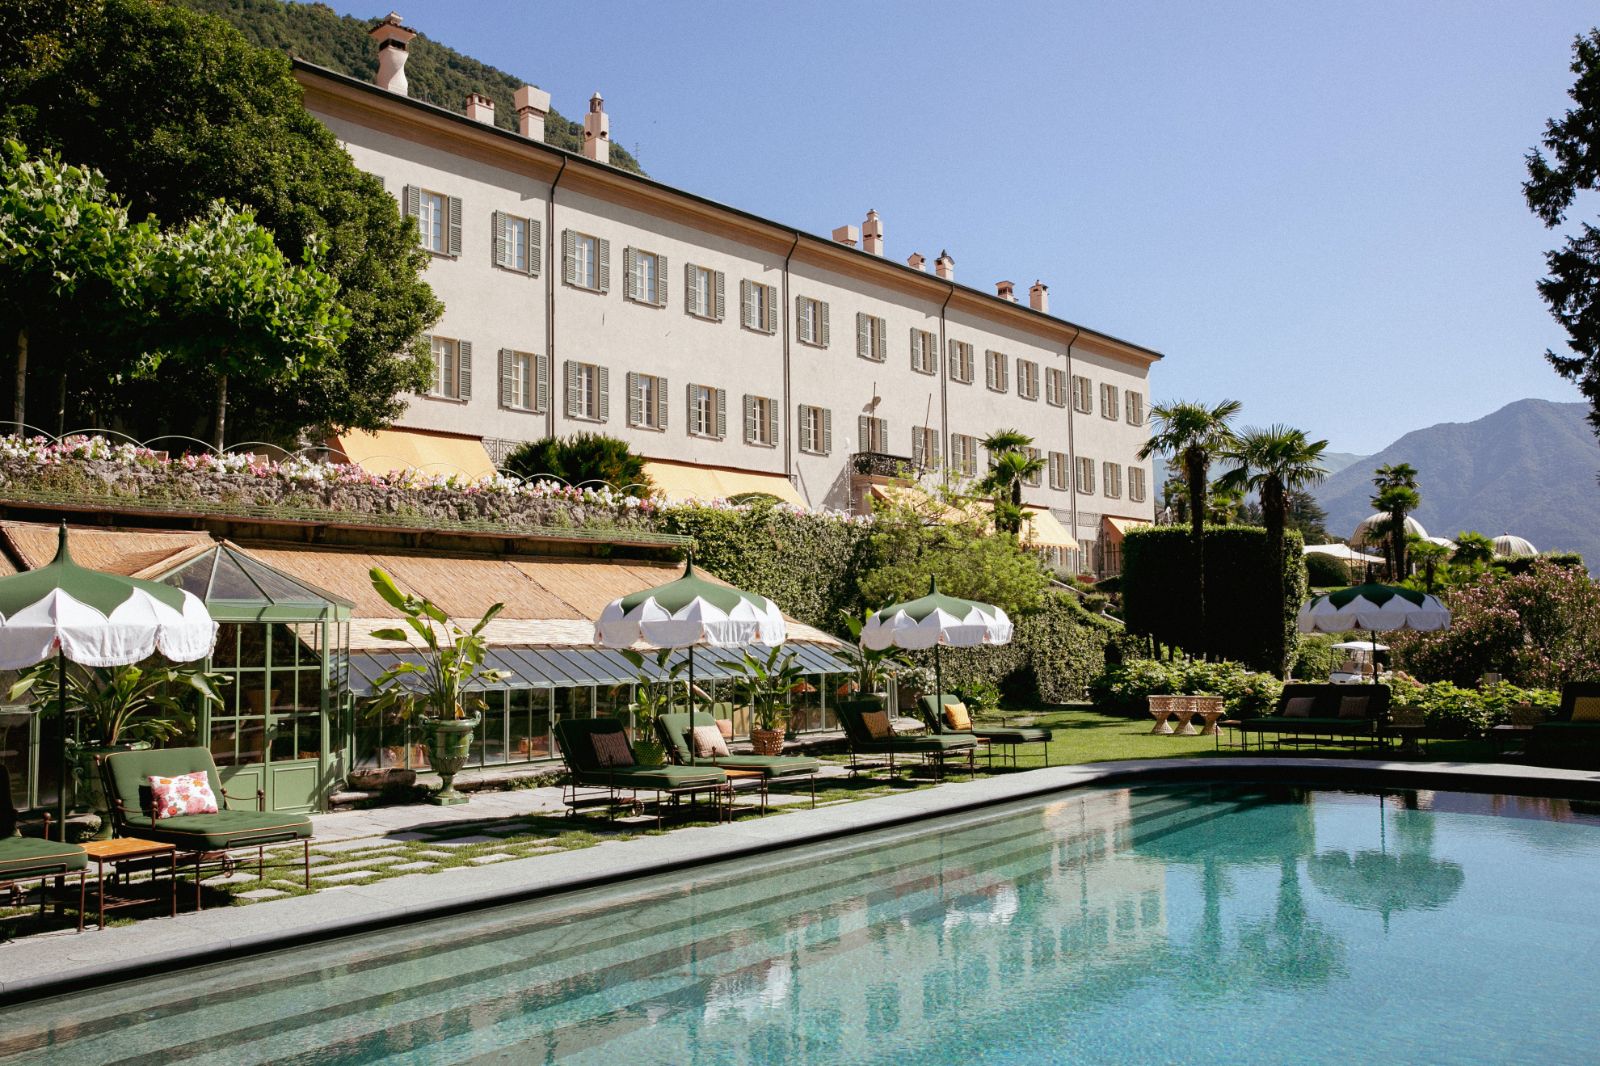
[{"x1": 5, "y1": 756, "x2": 1600, "y2": 999}]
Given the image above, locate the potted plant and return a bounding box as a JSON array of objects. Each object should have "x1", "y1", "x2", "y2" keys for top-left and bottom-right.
[
  {"x1": 836, "y1": 610, "x2": 904, "y2": 718},
  {"x1": 363, "y1": 568, "x2": 508, "y2": 806},
  {"x1": 9, "y1": 660, "x2": 227, "y2": 838},
  {"x1": 719, "y1": 645, "x2": 806, "y2": 755},
  {"x1": 620, "y1": 648, "x2": 690, "y2": 767}
]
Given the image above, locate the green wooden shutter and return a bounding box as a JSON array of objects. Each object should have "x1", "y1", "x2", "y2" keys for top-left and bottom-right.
[
  {"x1": 656, "y1": 255, "x2": 669, "y2": 307},
  {"x1": 499, "y1": 348, "x2": 513, "y2": 407},
  {"x1": 858, "y1": 415, "x2": 871, "y2": 452},
  {"x1": 404, "y1": 185, "x2": 420, "y2": 218},
  {"x1": 795, "y1": 295, "x2": 807, "y2": 342},
  {"x1": 686, "y1": 382, "x2": 697, "y2": 433},
  {"x1": 911, "y1": 428, "x2": 924, "y2": 467},
  {"x1": 856, "y1": 314, "x2": 868, "y2": 359},
  {"x1": 565, "y1": 360, "x2": 580, "y2": 417},
  {"x1": 457, "y1": 341, "x2": 472, "y2": 399},
  {"x1": 627, "y1": 372, "x2": 641, "y2": 426},
  {"x1": 597, "y1": 239, "x2": 610, "y2": 293},
  {"x1": 597, "y1": 366, "x2": 609, "y2": 421},
  {"x1": 448, "y1": 196, "x2": 463, "y2": 257},
  {"x1": 528, "y1": 218, "x2": 542, "y2": 276},
  {"x1": 656, "y1": 376, "x2": 668, "y2": 430},
  {"x1": 743, "y1": 394, "x2": 756, "y2": 443},
  {"x1": 563, "y1": 230, "x2": 577, "y2": 286},
  {"x1": 910, "y1": 329, "x2": 922, "y2": 371},
  {"x1": 715, "y1": 388, "x2": 727, "y2": 439},
  {"x1": 764, "y1": 286, "x2": 778, "y2": 333},
  {"x1": 766, "y1": 399, "x2": 777, "y2": 446},
  {"x1": 624, "y1": 247, "x2": 639, "y2": 301},
  {"x1": 714, "y1": 270, "x2": 726, "y2": 321},
  {"x1": 821, "y1": 409, "x2": 832, "y2": 455},
  {"x1": 493, "y1": 211, "x2": 506, "y2": 268},
  {"x1": 685, "y1": 263, "x2": 698, "y2": 315},
  {"x1": 534, "y1": 353, "x2": 549, "y2": 413},
  {"x1": 819, "y1": 302, "x2": 830, "y2": 346},
  {"x1": 741, "y1": 280, "x2": 754, "y2": 329}
]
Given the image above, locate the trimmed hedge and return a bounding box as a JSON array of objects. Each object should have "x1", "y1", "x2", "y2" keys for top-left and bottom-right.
[
  {"x1": 1389, "y1": 677, "x2": 1559, "y2": 736},
  {"x1": 1121, "y1": 525, "x2": 1305, "y2": 674},
  {"x1": 1304, "y1": 552, "x2": 1351, "y2": 588},
  {"x1": 1088, "y1": 658, "x2": 1284, "y2": 719}
]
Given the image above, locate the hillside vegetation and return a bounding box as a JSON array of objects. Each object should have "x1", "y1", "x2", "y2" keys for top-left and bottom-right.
[{"x1": 175, "y1": 0, "x2": 646, "y2": 175}]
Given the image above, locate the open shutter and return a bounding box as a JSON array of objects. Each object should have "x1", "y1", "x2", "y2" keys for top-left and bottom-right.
[
  {"x1": 597, "y1": 366, "x2": 609, "y2": 421},
  {"x1": 404, "y1": 185, "x2": 420, "y2": 218},
  {"x1": 765, "y1": 286, "x2": 778, "y2": 333},
  {"x1": 656, "y1": 377, "x2": 668, "y2": 430},
  {"x1": 743, "y1": 395, "x2": 756, "y2": 443},
  {"x1": 685, "y1": 263, "x2": 699, "y2": 315},
  {"x1": 493, "y1": 211, "x2": 507, "y2": 268},
  {"x1": 528, "y1": 219, "x2": 542, "y2": 276},
  {"x1": 874, "y1": 320, "x2": 886, "y2": 362},
  {"x1": 624, "y1": 247, "x2": 639, "y2": 301},
  {"x1": 857, "y1": 314, "x2": 869, "y2": 359},
  {"x1": 457, "y1": 341, "x2": 472, "y2": 399},
  {"x1": 534, "y1": 354, "x2": 549, "y2": 413},
  {"x1": 714, "y1": 270, "x2": 726, "y2": 322},
  {"x1": 741, "y1": 280, "x2": 754, "y2": 329},
  {"x1": 795, "y1": 296, "x2": 807, "y2": 342},
  {"x1": 858, "y1": 415, "x2": 871, "y2": 453},
  {"x1": 821, "y1": 409, "x2": 833, "y2": 455},
  {"x1": 930, "y1": 430, "x2": 941, "y2": 466},
  {"x1": 627, "y1": 372, "x2": 641, "y2": 426},
  {"x1": 910, "y1": 329, "x2": 923, "y2": 371},
  {"x1": 656, "y1": 255, "x2": 669, "y2": 307},
  {"x1": 819, "y1": 302, "x2": 830, "y2": 347},
  {"x1": 565, "y1": 361, "x2": 580, "y2": 417},
  {"x1": 686, "y1": 383, "x2": 697, "y2": 433},
  {"x1": 715, "y1": 389, "x2": 727, "y2": 439},
  {"x1": 596, "y1": 239, "x2": 610, "y2": 293},
  {"x1": 911, "y1": 429, "x2": 924, "y2": 467},
  {"x1": 563, "y1": 230, "x2": 577, "y2": 286},
  {"x1": 447, "y1": 196, "x2": 462, "y2": 257},
  {"x1": 766, "y1": 400, "x2": 777, "y2": 446},
  {"x1": 499, "y1": 349, "x2": 513, "y2": 407}
]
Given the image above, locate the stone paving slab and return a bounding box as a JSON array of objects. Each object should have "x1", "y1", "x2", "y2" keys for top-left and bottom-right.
[{"x1": 9, "y1": 757, "x2": 1600, "y2": 999}]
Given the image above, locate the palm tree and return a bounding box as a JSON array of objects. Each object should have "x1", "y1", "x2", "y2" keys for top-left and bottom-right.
[
  {"x1": 1138, "y1": 400, "x2": 1241, "y2": 652},
  {"x1": 1216, "y1": 425, "x2": 1329, "y2": 675},
  {"x1": 1452, "y1": 530, "x2": 1495, "y2": 569},
  {"x1": 1407, "y1": 537, "x2": 1450, "y2": 593},
  {"x1": 1370, "y1": 463, "x2": 1420, "y2": 580},
  {"x1": 980, "y1": 429, "x2": 1044, "y2": 536}
]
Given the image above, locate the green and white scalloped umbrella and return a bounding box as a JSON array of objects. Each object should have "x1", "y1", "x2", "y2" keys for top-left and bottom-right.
[
  {"x1": 860, "y1": 577, "x2": 1013, "y2": 712},
  {"x1": 1297, "y1": 582, "x2": 1449, "y2": 683},
  {"x1": 0, "y1": 524, "x2": 218, "y2": 835},
  {"x1": 594, "y1": 556, "x2": 786, "y2": 763}
]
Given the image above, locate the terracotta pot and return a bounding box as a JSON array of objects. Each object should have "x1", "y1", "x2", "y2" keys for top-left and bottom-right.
[{"x1": 750, "y1": 728, "x2": 785, "y2": 756}]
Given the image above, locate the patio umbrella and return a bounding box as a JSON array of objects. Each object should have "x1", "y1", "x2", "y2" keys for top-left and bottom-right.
[
  {"x1": 593, "y1": 556, "x2": 786, "y2": 764},
  {"x1": 0, "y1": 524, "x2": 217, "y2": 837},
  {"x1": 1297, "y1": 582, "x2": 1449, "y2": 684},
  {"x1": 859, "y1": 577, "x2": 1013, "y2": 716}
]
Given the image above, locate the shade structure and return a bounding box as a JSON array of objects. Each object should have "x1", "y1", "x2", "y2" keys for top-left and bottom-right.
[
  {"x1": 1350, "y1": 512, "x2": 1427, "y2": 549},
  {"x1": 1303, "y1": 543, "x2": 1384, "y2": 565},
  {"x1": 1298, "y1": 582, "x2": 1449, "y2": 684},
  {"x1": 860, "y1": 577, "x2": 1012, "y2": 716},
  {"x1": 0, "y1": 524, "x2": 218, "y2": 837},
  {"x1": 1330, "y1": 640, "x2": 1389, "y2": 653},
  {"x1": 593, "y1": 556, "x2": 786, "y2": 765},
  {"x1": 1492, "y1": 534, "x2": 1538, "y2": 558}
]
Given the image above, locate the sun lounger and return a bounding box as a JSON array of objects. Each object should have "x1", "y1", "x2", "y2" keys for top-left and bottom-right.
[
  {"x1": 920, "y1": 694, "x2": 1052, "y2": 767},
  {"x1": 834, "y1": 700, "x2": 977, "y2": 779},
  {"x1": 657, "y1": 711, "x2": 820, "y2": 806},
  {"x1": 554, "y1": 717, "x2": 729, "y2": 826}
]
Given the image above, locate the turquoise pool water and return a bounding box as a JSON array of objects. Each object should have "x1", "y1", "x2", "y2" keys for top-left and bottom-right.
[{"x1": 4, "y1": 783, "x2": 1600, "y2": 1064}]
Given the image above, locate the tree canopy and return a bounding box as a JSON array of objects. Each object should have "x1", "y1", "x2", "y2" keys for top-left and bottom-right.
[
  {"x1": 1525, "y1": 29, "x2": 1600, "y2": 440},
  {"x1": 503, "y1": 434, "x2": 652, "y2": 495},
  {"x1": 0, "y1": 0, "x2": 440, "y2": 443}
]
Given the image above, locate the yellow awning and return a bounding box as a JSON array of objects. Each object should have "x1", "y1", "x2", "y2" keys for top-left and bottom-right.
[
  {"x1": 1021, "y1": 508, "x2": 1078, "y2": 550},
  {"x1": 331, "y1": 429, "x2": 496, "y2": 481},
  {"x1": 1102, "y1": 515, "x2": 1152, "y2": 541},
  {"x1": 643, "y1": 460, "x2": 806, "y2": 508}
]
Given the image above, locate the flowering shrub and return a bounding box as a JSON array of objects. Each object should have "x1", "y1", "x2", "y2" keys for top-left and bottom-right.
[
  {"x1": 1089, "y1": 657, "x2": 1283, "y2": 718},
  {"x1": 1389, "y1": 560, "x2": 1600, "y2": 688},
  {"x1": 1386, "y1": 677, "x2": 1559, "y2": 735}
]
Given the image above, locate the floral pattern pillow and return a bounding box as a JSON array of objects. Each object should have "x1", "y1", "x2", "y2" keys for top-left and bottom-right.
[{"x1": 149, "y1": 770, "x2": 220, "y2": 818}]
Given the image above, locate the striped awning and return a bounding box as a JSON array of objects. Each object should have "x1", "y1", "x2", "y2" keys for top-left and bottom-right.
[{"x1": 345, "y1": 640, "x2": 850, "y2": 696}]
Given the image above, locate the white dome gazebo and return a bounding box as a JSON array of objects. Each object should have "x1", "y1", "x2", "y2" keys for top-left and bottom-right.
[
  {"x1": 1492, "y1": 534, "x2": 1538, "y2": 558},
  {"x1": 1350, "y1": 512, "x2": 1428, "y2": 549}
]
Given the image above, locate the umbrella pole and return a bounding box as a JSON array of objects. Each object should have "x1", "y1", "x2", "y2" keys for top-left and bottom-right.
[
  {"x1": 935, "y1": 642, "x2": 944, "y2": 716},
  {"x1": 1370, "y1": 628, "x2": 1378, "y2": 686},
  {"x1": 687, "y1": 647, "x2": 695, "y2": 767},
  {"x1": 56, "y1": 647, "x2": 66, "y2": 842}
]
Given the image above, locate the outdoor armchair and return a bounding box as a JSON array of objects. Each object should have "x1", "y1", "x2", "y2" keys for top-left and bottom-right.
[
  {"x1": 834, "y1": 701, "x2": 977, "y2": 780},
  {"x1": 554, "y1": 717, "x2": 729, "y2": 827},
  {"x1": 100, "y1": 746, "x2": 312, "y2": 907},
  {"x1": 921, "y1": 694, "x2": 1052, "y2": 767}
]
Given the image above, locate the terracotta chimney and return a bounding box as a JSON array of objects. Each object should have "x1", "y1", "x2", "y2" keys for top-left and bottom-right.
[
  {"x1": 907, "y1": 252, "x2": 926, "y2": 271},
  {"x1": 582, "y1": 92, "x2": 610, "y2": 164},
  {"x1": 996, "y1": 280, "x2": 1016, "y2": 302},
  {"x1": 862, "y1": 209, "x2": 884, "y2": 256},
  {"x1": 515, "y1": 85, "x2": 550, "y2": 142},
  {"x1": 465, "y1": 92, "x2": 495, "y2": 125},
  {"x1": 369, "y1": 12, "x2": 417, "y2": 96},
  {"x1": 935, "y1": 250, "x2": 954, "y2": 281},
  {"x1": 1029, "y1": 280, "x2": 1049, "y2": 313},
  {"x1": 831, "y1": 224, "x2": 860, "y2": 248}
]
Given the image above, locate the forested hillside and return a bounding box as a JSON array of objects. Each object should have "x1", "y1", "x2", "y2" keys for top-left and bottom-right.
[{"x1": 175, "y1": 0, "x2": 646, "y2": 175}]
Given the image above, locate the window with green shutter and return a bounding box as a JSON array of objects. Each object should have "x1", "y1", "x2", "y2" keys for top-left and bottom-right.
[
  {"x1": 856, "y1": 314, "x2": 886, "y2": 362},
  {"x1": 797, "y1": 405, "x2": 831, "y2": 455},
  {"x1": 563, "y1": 230, "x2": 608, "y2": 292},
  {"x1": 948, "y1": 340, "x2": 974, "y2": 384},
  {"x1": 628, "y1": 372, "x2": 666, "y2": 430},
  {"x1": 564, "y1": 361, "x2": 606, "y2": 421},
  {"x1": 910, "y1": 328, "x2": 937, "y2": 374},
  {"x1": 625, "y1": 247, "x2": 665, "y2": 306},
  {"x1": 498, "y1": 348, "x2": 540, "y2": 410},
  {"x1": 985, "y1": 350, "x2": 1009, "y2": 393},
  {"x1": 686, "y1": 264, "x2": 724, "y2": 321}
]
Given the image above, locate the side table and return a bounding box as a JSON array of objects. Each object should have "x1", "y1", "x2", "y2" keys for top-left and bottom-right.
[
  {"x1": 82, "y1": 837, "x2": 177, "y2": 930},
  {"x1": 721, "y1": 767, "x2": 769, "y2": 814}
]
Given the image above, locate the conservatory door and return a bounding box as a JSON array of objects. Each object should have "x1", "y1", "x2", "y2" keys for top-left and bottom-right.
[{"x1": 208, "y1": 622, "x2": 327, "y2": 813}]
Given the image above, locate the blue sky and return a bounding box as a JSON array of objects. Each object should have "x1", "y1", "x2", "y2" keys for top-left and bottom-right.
[{"x1": 329, "y1": 1, "x2": 1594, "y2": 454}]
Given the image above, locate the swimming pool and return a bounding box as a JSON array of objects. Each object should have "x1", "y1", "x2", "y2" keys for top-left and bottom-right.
[{"x1": 3, "y1": 782, "x2": 1599, "y2": 1064}]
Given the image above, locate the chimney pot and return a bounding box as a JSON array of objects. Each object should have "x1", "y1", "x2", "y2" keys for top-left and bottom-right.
[
  {"x1": 582, "y1": 92, "x2": 610, "y2": 164},
  {"x1": 1029, "y1": 280, "x2": 1049, "y2": 313},
  {"x1": 514, "y1": 85, "x2": 551, "y2": 142},
  {"x1": 996, "y1": 280, "x2": 1016, "y2": 301},
  {"x1": 369, "y1": 12, "x2": 417, "y2": 96},
  {"x1": 907, "y1": 252, "x2": 926, "y2": 271},
  {"x1": 832, "y1": 224, "x2": 860, "y2": 248},
  {"x1": 935, "y1": 250, "x2": 955, "y2": 281},
  {"x1": 862, "y1": 209, "x2": 884, "y2": 256},
  {"x1": 465, "y1": 92, "x2": 495, "y2": 125}
]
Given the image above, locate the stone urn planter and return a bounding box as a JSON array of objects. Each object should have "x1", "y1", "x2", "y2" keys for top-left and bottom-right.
[
  {"x1": 421, "y1": 713, "x2": 479, "y2": 806},
  {"x1": 749, "y1": 728, "x2": 785, "y2": 756}
]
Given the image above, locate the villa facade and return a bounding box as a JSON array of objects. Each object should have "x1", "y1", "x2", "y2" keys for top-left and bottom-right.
[{"x1": 291, "y1": 18, "x2": 1161, "y2": 575}]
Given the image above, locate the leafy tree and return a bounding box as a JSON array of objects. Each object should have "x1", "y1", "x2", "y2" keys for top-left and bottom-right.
[
  {"x1": 1285, "y1": 489, "x2": 1330, "y2": 543},
  {"x1": 979, "y1": 428, "x2": 1044, "y2": 535},
  {"x1": 1525, "y1": 29, "x2": 1600, "y2": 440},
  {"x1": 0, "y1": 0, "x2": 439, "y2": 442},
  {"x1": 0, "y1": 140, "x2": 150, "y2": 433},
  {"x1": 1216, "y1": 424, "x2": 1329, "y2": 675},
  {"x1": 860, "y1": 486, "x2": 1050, "y2": 618},
  {"x1": 145, "y1": 203, "x2": 349, "y2": 448},
  {"x1": 503, "y1": 433, "x2": 652, "y2": 495},
  {"x1": 1370, "y1": 463, "x2": 1420, "y2": 579}
]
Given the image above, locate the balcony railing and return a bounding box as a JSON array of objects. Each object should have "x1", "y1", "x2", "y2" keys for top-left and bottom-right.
[{"x1": 851, "y1": 451, "x2": 919, "y2": 478}]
